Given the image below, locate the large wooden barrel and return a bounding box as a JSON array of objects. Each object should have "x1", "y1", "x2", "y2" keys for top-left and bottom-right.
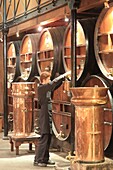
[
  {"x1": 30, "y1": 76, "x2": 40, "y2": 132},
  {"x1": 7, "y1": 41, "x2": 21, "y2": 85},
  {"x1": 52, "y1": 100, "x2": 72, "y2": 141},
  {"x1": 19, "y1": 33, "x2": 40, "y2": 81},
  {"x1": 36, "y1": 26, "x2": 65, "y2": 79},
  {"x1": 94, "y1": 2, "x2": 113, "y2": 82},
  {"x1": 12, "y1": 82, "x2": 35, "y2": 137},
  {"x1": 52, "y1": 78, "x2": 72, "y2": 141},
  {"x1": 62, "y1": 19, "x2": 97, "y2": 84},
  {"x1": 82, "y1": 75, "x2": 113, "y2": 151}
]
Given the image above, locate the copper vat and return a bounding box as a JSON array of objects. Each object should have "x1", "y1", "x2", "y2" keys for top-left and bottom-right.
[
  {"x1": 70, "y1": 87, "x2": 108, "y2": 163},
  {"x1": 82, "y1": 75, "x2": 113, "y2": 151},
  {"x1": 12, "y1": 82, "x2": 35, "y2": 137}
]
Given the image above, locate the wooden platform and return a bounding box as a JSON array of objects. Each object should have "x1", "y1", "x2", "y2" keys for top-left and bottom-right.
[{"x1": 9, "y1": 133, "x2": 40, "y2": 155}]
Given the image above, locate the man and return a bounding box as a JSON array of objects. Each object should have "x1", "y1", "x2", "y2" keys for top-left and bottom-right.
[{"x1": 34, "y1": 71, "x2": 71, "y2": 167}]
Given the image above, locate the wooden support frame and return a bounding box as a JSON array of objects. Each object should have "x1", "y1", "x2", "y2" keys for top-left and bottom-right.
[
  {"x1": 0, "y1": 0, "x2": 68, "y2": 30},
  {"x1": 78, "y1": 0, "x2": 109, "y2": 13}
]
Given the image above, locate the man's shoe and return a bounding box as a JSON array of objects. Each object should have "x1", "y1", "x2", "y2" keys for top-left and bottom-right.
[
  {"x1": 37, "y1": 163, "x2": 47, "y2": 167},
  {"x1": 34, "y1": 161, "x2": 47, "y2": 167},
  {"x1": 47, "y1": 160, "x2": 55, "y2": 165},
  {"x1": 33, "y1": 161, "x2": 38, "y2": 166}
]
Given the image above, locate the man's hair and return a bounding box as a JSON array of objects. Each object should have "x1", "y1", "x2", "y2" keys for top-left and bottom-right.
[{"x1": 40, "y1": 71, "x2": 51, "y2": 83}]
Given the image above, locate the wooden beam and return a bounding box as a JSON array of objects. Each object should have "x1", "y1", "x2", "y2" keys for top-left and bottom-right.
[
  {"x1": 78, "y1": 0, "x2": 106, "y2": 13},
  {"x1": 8, "y1": 4, "x2": 70, "y2": 36}
]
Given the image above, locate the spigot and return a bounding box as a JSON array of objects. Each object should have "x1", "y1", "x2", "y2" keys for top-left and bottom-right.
[
  {"x1": 56, "y1": 130, "x2": 65, "y2": 138},
  {"x1": 66, "y1": 151, "x2": 80, "y2": 163},
  {"x1": 22, "y1": 108, "x2": 27, "y2": 113},
  {"x1": 66, "y1": 151, "x2": 75, "y2": 160}
]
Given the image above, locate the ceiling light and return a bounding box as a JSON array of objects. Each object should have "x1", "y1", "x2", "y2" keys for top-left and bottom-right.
[
  {"x1": 37, "y1": 25, "x2": 43, "y2": 32},
  {"x1": 64, "y1": 15, "x2": 69, "y2": 22},
  {"x1": 16, "y1": 31, "x2": 19, "y2": 37},
  {"x1": 104, "y1": 0, "x2": 109, "y2": 8}
]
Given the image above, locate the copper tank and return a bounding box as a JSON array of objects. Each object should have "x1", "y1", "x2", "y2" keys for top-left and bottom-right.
[
  {"x1": 70, "y1": 87, "x2": 108, "y2": 163},
  {"x1": 12, "y1": 82, "x2": 35, "y2": 137}
]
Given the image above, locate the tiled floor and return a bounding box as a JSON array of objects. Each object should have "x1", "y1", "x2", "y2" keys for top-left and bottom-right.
[{"x1": 0, "y1": 132, "x2": 70, "y2": 170}]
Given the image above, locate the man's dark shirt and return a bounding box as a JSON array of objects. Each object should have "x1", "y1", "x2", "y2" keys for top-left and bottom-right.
[{"x1": 38, "y1": 78, "x2": 63, "y2": 134}]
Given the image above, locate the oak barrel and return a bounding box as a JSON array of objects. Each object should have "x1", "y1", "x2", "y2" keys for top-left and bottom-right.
[
  {"x1": 12, "y1": 82, "x2": 35, "y2": 137},
  {"x1": 82, "y1": 75, "x2": 113, "y2": 151},
  {"x1": 94, "y1": 2, "x2": 113, "y2": 82},
  {"x1": 62, "y1": 19, "x2": 96, "y2": 84},
  {"x1": 19, "y1": 33, "x2": 40, "y2": 81},
  {"x1": 37, "y1": 26, "x2": 65, "y2": 79},
  {"x1": 7, "y1": 41, "x2": 21, "y2": 84},
  {"x1": 52, "y1": 79, "x2": 72, "y2": 141},
  {"x1": 52, "y1": 101, "x2": 72, "y2": 141},
  {"x1": 30, "y1": 76, "x2": 40, "y2": 132}
]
